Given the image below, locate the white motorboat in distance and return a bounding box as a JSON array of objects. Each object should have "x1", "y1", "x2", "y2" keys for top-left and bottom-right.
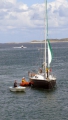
[
  {"x1": 9, "y1": 86, "x2": 26, "y2": 92},
  {"x1": 13, "y1": 45, "x2": 27, "y2": 49},
  {"x1": 21, "y1": 45, "x2": 27, "y2": 48}
]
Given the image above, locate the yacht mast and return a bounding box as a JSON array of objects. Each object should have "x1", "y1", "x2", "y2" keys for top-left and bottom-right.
[{"x1": 44, "y1": 0, "x2": 47, "y2": 78}]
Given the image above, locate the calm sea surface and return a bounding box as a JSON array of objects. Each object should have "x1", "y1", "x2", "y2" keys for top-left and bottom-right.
[{"x1": 0, "y1": 42, "x2": 68, "y2": 120}]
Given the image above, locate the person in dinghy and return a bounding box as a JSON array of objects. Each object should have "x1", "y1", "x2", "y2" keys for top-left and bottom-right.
[
  {"x1": 14, "y1": 80, "x2": 17, "y2": 87},
  {"x1": 20, "y1": 77, "x2": 31, "y2": 86}
]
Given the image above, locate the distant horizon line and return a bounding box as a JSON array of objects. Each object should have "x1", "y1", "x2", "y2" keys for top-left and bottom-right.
[{"x1": 0, "y1": 38, "x2": 68, "y2": 44}]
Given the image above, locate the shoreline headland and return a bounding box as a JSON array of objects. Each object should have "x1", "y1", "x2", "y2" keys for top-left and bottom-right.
[
  {"x1": 0, "y1": 38, "x2": 68, "y2": 44},
  {"x1": 30, "y1": 38, "x2": 68, "y2": 43}
]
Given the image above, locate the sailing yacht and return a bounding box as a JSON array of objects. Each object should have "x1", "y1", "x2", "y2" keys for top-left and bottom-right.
[{"x1": 28, "y1": 0, "x2": 56, "y2": 89}]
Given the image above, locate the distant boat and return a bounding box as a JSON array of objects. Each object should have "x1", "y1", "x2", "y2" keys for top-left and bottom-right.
[
  {"x1": 13, "y1": 45, "x2": 27, "y2": 49},
  {"x1": 21, "y1": 45, "x2": 27, "y2": 48},
  {"x1": 28, "y1": 0, "x2": 56, "y2": 89},
  {"x1": 9, "y1": 86, "x2": 26, "y2": 92}
]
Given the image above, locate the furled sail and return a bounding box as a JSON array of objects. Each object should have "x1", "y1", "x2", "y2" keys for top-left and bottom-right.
[{"x1": 47, "y1": 39, "x2": 53, "y2": 67}]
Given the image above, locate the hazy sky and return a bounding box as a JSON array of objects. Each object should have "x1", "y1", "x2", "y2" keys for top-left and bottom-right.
[{"x1": 0, "y1": 0, "x2": 68, "y2": 43}]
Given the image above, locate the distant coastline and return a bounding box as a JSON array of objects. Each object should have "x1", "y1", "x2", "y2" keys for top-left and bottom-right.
[
  {"x1": 30, "y1": 38, "x2": 68, "y2": 43},
  {"x1": 0, "y1": 38, "x2": 68, "y2": 44}
]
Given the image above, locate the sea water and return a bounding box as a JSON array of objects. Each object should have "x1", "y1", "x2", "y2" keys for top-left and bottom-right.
[{"x1": 0, "y1": 42, "x2": 68, "y2": 120}]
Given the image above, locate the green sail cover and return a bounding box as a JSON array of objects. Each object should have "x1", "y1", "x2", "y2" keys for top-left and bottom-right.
[{"x1": 47, "y1": 39, "x2": 53, "y2": 67}]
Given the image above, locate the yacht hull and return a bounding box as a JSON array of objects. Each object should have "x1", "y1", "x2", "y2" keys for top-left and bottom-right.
[{"x1": 29, "y1": 78, "x2": 56, "y2": 89}]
